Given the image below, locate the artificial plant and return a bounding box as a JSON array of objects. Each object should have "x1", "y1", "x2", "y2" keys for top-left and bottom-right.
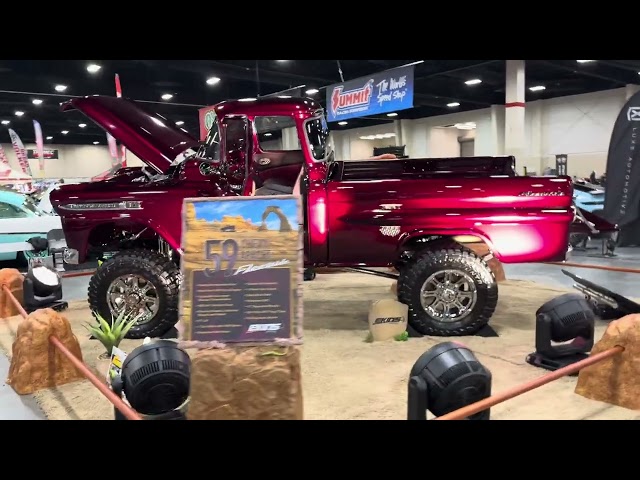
[{"x1": 84, "y1": 310, "x2": 140, "y2": 356}]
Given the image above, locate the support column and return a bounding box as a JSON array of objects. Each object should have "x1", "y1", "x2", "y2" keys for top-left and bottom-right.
[
  {"x1": 504, "y1": 60, "x2": 526, "y2": 167},
  {"x1": 393, "y1": 120, "x2": 403, "y2": 147}
]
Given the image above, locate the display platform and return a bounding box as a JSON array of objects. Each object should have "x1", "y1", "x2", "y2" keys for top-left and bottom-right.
[{"x1": 2, "y1": 274, "x2": 639, "y2": 420}]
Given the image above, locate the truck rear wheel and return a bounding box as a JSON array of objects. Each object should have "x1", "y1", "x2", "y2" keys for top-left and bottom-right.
[
  {"x1": 88, "y1": 249, "x2": 182, "y2": 339},
  {"x1": 397, "y1": 247, "x2": 498, "y2": 336}
]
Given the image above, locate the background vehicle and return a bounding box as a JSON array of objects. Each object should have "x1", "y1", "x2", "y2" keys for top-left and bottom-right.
[
  {"x1": 0, "y1": 187, "x2": 64, "y2": 264},
  {"x1": 51, "y1": 96, "x2": 575, "y2": 338},
  {"x1": 573, "y1": 180, "x2": 605, "y2": 214}
]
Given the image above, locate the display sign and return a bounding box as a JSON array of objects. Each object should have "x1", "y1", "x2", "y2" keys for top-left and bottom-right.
[
  {"x1": 603, "y1": 89, "x2": 640, "y2": 226},
  {"x1": 179, "y1": 196, "x2": 303, "y2": 344},
  {"x1": 325, "y1": 65, "x2": 415, "y2": 123},
  {"x1": 27, "y1": 149, "x2": 58, "y2": 160},
  {"x1": 198, "y1": 106, "x2": 216, "y2": 141}
]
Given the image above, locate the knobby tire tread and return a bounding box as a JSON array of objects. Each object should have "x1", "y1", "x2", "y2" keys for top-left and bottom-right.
[
  {"x1": 88, "y1": 249, "x2": 182, "y2": 339},
  {"x1": 397, "y1": 246, "x2": 498, "y2": 336}
]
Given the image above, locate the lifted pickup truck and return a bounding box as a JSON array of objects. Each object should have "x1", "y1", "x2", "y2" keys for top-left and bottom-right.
[{"x1": 50, "y1": 95, "x2": 574, "y2": 338}]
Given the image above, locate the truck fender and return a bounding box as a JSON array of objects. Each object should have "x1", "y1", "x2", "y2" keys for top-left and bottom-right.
[{"x1": 398, "y1": 228, "x2": 496, "y2": 254}]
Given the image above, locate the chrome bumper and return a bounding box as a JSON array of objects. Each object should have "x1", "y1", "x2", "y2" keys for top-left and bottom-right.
[{"x1": 63, "y1": 248, "x2": 80, "y2": 265}]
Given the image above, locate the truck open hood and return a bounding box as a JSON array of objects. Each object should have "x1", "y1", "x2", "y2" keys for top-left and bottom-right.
[{"x1": 61, "y1": 96, "x2": 200, "y2": 174}]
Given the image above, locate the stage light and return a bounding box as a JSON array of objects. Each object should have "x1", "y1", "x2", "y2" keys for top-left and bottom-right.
[
  {"x1": 407, "y1": 342, "x2": 492, "y2": 420},
  {"x1": 526, "y1": 293, "x2": 595, "y2": 373},
  {"x1": 23, "y1": 264, "x2": 66, "y2": 313},
  {"x1": 26, "y1": 265, "x2": 61, "y2": 297},
  {"x1": 112, "y1": 339, "x2": 191, "y2": 419}
]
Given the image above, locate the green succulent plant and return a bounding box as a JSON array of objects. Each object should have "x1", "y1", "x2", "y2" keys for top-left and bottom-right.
[{"x1": 84, "y1": 310, "x2": 140, "y2": 356}]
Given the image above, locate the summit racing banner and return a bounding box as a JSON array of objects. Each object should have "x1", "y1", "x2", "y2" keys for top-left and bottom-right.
[
  {"x1": 603, "y1": 90, "x2": 640, "y2": 226},
  {"x1": 325, "y1": 64, "x2": 415, "y2": 123}
]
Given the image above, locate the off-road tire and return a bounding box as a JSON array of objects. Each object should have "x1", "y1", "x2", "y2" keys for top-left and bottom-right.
[
  {"x1": 88, "y1": 249, "x2": 182, "y2": 339},
  {"x1": 397, "y1": 247, "x2": 498, "y2": 336}
]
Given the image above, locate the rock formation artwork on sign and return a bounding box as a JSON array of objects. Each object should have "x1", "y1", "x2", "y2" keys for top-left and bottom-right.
[{"x1": 258, "y1": 206, "x2": 292, "y2": 232}]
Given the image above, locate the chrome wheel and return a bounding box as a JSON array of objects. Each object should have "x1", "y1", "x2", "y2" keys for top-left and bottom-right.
[
  {"x1": 106, "y1": 274, "x2": 159, "y2": 325},
  {"x1": 419, "y1": 269, "x2": 478, "y2": 322}
]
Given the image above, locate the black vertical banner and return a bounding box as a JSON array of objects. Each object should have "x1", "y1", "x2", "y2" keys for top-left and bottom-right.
[{"x1": 603, "y1": 91, "x2": 640, "y2": 226}]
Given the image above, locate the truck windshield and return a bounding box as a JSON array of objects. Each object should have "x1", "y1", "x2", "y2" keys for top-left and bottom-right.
[
  {"x1": 305, "y1": 114, "x2": 333, "y2": 162},
  {"x1": 198, "y1": 115, "x2": 221, "y2": 162}
]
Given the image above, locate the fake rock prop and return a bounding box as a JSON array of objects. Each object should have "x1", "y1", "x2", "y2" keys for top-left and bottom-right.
[
  {"x1": 368, "y1": 298, "x2": 408, "y2": 341},
  {"x1": 575, "y1": 314, "x2": 640, "y2": 410},
  {"x1": 188, "y1": 346, "x2": 303, "y2": 420},
  {"x1": 7, "y1": 308, "x2": 84, "y2": 395},
  {"x1": 0, "y1": 268, "x2": 24, "y2": 317}
]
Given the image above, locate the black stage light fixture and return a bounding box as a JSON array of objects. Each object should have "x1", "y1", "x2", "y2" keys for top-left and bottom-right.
[
  {"x1": 526, "y1": 293, "x2": 595, "y2": 374},
  {"x1": 111, "y1": 339, "x2": 191, "y2": 420},
  {"x1": 23, "y1": 265, "x2": 67, "y2": 313},
  {"x1": 407, "y1": 342, "x2": 492, "y2": 420}
]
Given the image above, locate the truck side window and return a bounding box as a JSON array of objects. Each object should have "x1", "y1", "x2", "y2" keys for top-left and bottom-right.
[{"x1": 254, "y1": 116, "x2": 301, "y2": 151}]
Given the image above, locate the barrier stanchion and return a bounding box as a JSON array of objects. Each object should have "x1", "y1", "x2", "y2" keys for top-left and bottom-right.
[
  {"x1": 1, "y1": 284, "x2": 142, "y2": 421},
  {"x1": 434, "y1": 345, "x2": 624, "y2": 420}
]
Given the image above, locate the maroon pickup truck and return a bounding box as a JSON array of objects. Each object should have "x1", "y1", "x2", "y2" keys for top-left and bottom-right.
[{"x1": 51, "y1": 95, "x2": 576, "y2": 338}]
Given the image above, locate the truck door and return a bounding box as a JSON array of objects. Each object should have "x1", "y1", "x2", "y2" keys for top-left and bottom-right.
[{"x1": 221, "y1": 116, "x2": 249, "y2": 194}]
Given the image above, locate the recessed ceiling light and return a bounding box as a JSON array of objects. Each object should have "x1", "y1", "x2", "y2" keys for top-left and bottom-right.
[
  {"x1": 529, "y1": 85, "x2": 546, "y2": 92},
  {"x1": 305, "y1": 88, "x2": 319, "y2": 95},
  {"x1": 161, "y1": 93, "x2": 173, "y2": 100},
  {"x1": 93, "y1": 141, "x2": 99, "y2": 144},
  {"x1": 464, "y1": 79, "x2": 482, "y2": 86},
  {"x1": 206, "y1": 76, "x2": 221, "y2": 85},
  {"x1": 238, "y1": 98, "x2": 257, "y2": 102},
  {"x1": 87, "y1": 63, "x2": 101, "y2": 73},
  {"x1": 61, "y1": 130, "x2": 69, "y2": 135},
  {"x1": 276, "y1": 60, "x2": 289, "y2": 62},
  {"x1": 387, "y1": 112, "x2": 398, "y2": 117},
  {"x1": 1, "y1": 120, "x2": 9, "y2": 125},
  {"x1": 79, "y1": 123, "x2": 87, "y2": 128},
  {"x1": 577, "y1": 60, "x2": 595, "y2": 64},
  {"x1": 46, "y1": 136, "x2": 53, "y2": 140},
  {"x1": 32, "y1": 99, "x2": 43, "y2": 105},
  {"x1": 264, "y1": 133, "x2": 273, "y2": 137},
  {"x1": 55, "y1": 84, "x2": 67, "y2": 92},
  {"x1": 447, "y1": 102, "x2": 460, "y2": 107},
  {"x1": 15, "y1": 111, "x2": 24, "y2": 117},
  {"x1": 455, "y1": 122, "x2": 476, "y2": 130},
  {"x1": 175, "y1": 121, "x2": 185, "y2": 126},
  {"x1": 338, "y1": 121, "x2": 348, "y2": 126}
]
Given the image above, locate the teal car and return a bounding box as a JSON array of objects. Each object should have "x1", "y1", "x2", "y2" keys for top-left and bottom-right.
[{"x1": 0, "y1": 187, "x2": 64, "y2": 263}]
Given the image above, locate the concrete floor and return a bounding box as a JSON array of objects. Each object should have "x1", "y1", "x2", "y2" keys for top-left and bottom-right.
[{"x1": 0, "y1": 242, "x2": 639, "y2": 419}]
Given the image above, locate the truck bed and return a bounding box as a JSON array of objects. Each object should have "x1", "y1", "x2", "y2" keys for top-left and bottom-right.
[{"x1": 325, "y1": 156, "x2": 574, "y2": 264}]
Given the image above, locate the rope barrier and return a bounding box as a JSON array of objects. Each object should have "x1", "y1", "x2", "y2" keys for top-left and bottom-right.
[
  {"x1": 1, "y1": 284, "x2": 142, "y2": 421},
  {"x1": 546, "y1": 261, "x2": 640, "y2": 274},
  {"x1": 434, "y1": 345, "x2": 624, "y2": 420}
]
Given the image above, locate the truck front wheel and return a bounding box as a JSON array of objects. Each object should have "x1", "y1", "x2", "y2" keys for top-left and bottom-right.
[
  {"x1": 397, "y1": 247, "x2": 498, "y2": 336},
  {"x1": 88, "y1": 249, "x2": 182, "y2": 339}
]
